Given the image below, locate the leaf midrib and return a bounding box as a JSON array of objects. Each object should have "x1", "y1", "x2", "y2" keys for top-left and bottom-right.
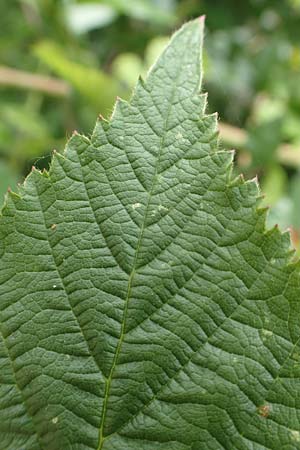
[{"x1": 96, "y1": 49, "x2": 191, "y2": 449}]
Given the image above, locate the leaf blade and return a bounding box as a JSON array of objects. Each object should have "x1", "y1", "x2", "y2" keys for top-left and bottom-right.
[{"x1": 1, "y1": 17, "x2": 300, "y2": 450}]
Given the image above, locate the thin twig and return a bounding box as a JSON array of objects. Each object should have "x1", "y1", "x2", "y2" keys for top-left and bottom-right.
[{"x1": 0, "y1": 66, "x2": 70, "y2": 97}]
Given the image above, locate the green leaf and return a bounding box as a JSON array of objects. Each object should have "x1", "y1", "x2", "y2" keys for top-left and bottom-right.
[
  {"x1": 261, "y1": 164, "x2": 287, "y2": 207},
  {"x1": 112, "y1": 53, "x2": 144, "y2": 89},
  {"x1": 1, "y1": 18, "x2": 300, "y2": 450},
  {"x1": 0, "y1": 102, "x2": 53, "y2": 160},
  {"x1": 111, "y1": 37, "x2": 169, "y2": 89},
  {"x1": 0, "y1": 161, "x2": 18, "y2": 203},
  {"x1": 247, "y1": 118, "x2": 283, "y2": 167},
  {"x1": 291, "y1": 173, "x2": 300, "y2": 229},
  {"x1": 34, "y1": 41, "x2": 122, "y2": 112}
]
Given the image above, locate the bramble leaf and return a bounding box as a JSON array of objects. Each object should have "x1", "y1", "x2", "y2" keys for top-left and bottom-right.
[{"x1": 1, "y1": 18, "x2": 300, "y2": 450}]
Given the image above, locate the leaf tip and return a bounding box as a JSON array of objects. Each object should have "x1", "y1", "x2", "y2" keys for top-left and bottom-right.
[{"x1": 197, "y1": 15, "x2": 206, "y2": 36}]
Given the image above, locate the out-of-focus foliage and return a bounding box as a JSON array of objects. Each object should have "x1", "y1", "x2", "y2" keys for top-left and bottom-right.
[{"x1": 0, "y1": 0, "x2": 300, "y2": 251}]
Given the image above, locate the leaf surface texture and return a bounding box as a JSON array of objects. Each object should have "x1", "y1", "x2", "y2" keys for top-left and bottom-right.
[{"x1": 1, "y1": 18, "x2": 300, "y2": 450}]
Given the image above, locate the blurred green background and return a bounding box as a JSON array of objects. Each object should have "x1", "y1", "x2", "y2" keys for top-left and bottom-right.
[{"x1": 0, "y1": 0, "x2": 300, "y2": 252}]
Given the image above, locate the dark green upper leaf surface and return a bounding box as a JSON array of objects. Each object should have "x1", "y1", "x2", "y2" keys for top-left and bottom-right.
[{"x1": 1, "y1": 18, "x2": 300, "y2": 450}]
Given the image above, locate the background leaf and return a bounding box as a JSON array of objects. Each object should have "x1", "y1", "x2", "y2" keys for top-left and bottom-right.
[
  {"x1": 0, "y1": 161, "x2": 18, "y2": 202},
  {"x1": 33, "y1": 41, "x2": 123, "y2": 112}
]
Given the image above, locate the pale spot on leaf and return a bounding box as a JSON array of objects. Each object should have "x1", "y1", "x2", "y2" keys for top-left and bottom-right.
[
  {"x1": 290, "y1": 430, "x2": 300, "y2": 442},
  {"x1": 132, "y1": 203, "x2": 142, "y2": 210}
]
